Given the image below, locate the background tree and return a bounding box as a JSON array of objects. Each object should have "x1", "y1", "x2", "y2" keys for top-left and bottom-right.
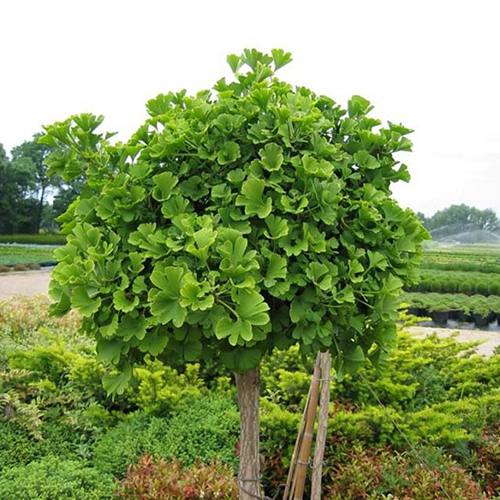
[
  {"x1": 415, "y1": 211, "x2": 428, "y2": 227},
  {"x1": 0, "y1": 144, "x2": 39, "y2": 234},
  {"x1": 42, "y1": 49, "x2": 428, "y2": 498},
  {"x1": 52, "y1": 175, "x2": 86, "y2": 218},
  {"x1": 10, "y1": 133, "x2": 55, "y2": 234},
  {"x1": 426, "y1": 204, "x2": 499, "y2": 232}
]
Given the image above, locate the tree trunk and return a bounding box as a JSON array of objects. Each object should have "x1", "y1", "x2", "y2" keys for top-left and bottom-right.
[
  {"x1": 235, "y1": 366, "x2": 262, "y2": 500},
  {"x1": 36, "y1": 184, "x2": 46, "y2": 234}
]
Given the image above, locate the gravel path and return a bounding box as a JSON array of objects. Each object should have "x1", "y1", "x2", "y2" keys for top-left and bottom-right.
[
  {"x1": 408, "y1": 325, "x2": 500, "y2": 357},
  {"x1": 0, "y1": 270, "x2": 52, "y2": 301}
]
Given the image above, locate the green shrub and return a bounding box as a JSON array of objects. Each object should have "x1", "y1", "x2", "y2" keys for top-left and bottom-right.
[
  {"x1": 0, "y1": 420, "x2": 93, "y2": 472},
  {"x1": 0, "y1": 456, "x2": 115, "y2": 500},
  {"x1": 94, "y1": 394, "x2": 239, "y2": 477},
  {"x1": 116, "y1": 454, "x2": 237, "y2": 500},
  {"x1": 127, "y1": 360, "x2": 204, "y2": 415}
]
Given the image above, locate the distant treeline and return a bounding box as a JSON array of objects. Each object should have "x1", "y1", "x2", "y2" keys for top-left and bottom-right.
[
  {"x1": 0, "y1": 134, "x2": 83, "y2": 235},
  {"x1": 416, "y1": 205, "x2": 499, "y2": 236}
]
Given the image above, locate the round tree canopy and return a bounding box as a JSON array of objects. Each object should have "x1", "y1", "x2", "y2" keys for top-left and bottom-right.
[{"x1": 42, "y1": 49, "x2": 428, "y2": 393}]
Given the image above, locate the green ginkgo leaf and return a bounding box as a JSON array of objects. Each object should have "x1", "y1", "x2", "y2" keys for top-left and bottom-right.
[
  {"x1": 264, "y1": 215, "x2": 289, "y2": 240},
  {"x1": 118, "y1": 314, "x2": 147, "y2": 341},
  {"x1": 218, "y1": 233, "x2": 259, "y2": 276},
  {"x1": 290, "y1": 287, "x2": 318, "y2": 323},
  {"x1": 264, "y1": 253, "x2": 287, "y2": 287},
  {"x1": 128, "y1": 252, "x2": 145, "y2": 274},
  {"x1": 217, "y1": 141, "x2": 241, "y2": 165},
  {"x1": 150, "y1": 291, "x2": 187, "y2": 327},
  {"x1": 132, "y1": 276, "x2": 148, "y2": 294},
  {"x1": 271, "y1": 48, "x2": 292, "y2": 70},
  {"x1": 179, "y1": 175, "x2": 209, "y2": 200},
  {"x1": 96, "y1": 196, "x2": 115, "y2": 220},
  {"x1": 180, "y1": 282, "x2": 214, "y2": 311},
  {"x1": 216, "y1": 317, "x2": 253, "y2": 345},
  {"x1": 152, "y1": 171, "x2": 179, "y2": 201},
  {"x1": 100, "y1": 314, "x2": 119, "y2": 338},
  {"x1": 186, "y1": 227, "x2": 217, "y2": 264},
  {"x1": 97, "y1": 338, "x2": 123, "y2": 364},
  {"x1": 103, "y1": 363, "x2": 132, "y2": 395},
  {"x1": 149, "y1": 266, "x2": 187, "y2": 327},
  {"x1": 137, "y1": 328, "x2": 169, "y2": 356},
  {"x1": 150, "y1": 266, "x2": 184, "y2": 295},
  {"x1": 336, "y1": 346, "x2": 366, "y2": 380},
  {"x1": 235, "y1": 289, "x2": 270, "y2": 326},
  {"x1": 113, "y1": 290, "x2": 139, "y2": 313},
  {"x1": 215, "y1": 289, "x2": 270, "y2": 345},
  {"x1": 280, "y1": 193, "x2": 308, "y2": 214},
  {"x1": 259, "y1": 143, "x2": 284, "y2": 171},
  {"x1": 236, "y1": 178, "x2": 272, "y2": 218},
  {"x1": 353, "y1": 151, "x2": 380, "y2": 170},
  {"x1": 71, "y1": 286, "x2": 101, "y2": 316},
  {"x1": 227, "y1": 54, "x2": 242, "y2": 73},
  {"x1": 161, "y1": 196, "x2": 190, "y2": 219},
  {"x1": 306, "y1": 262, "x2": 333, "y2": 291}
]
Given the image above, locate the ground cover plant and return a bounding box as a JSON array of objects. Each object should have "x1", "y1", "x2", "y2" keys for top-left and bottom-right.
[
  {"x1": 41, "y1": 48, "x2": 427, "y2": 497},
  {"x1": 2, "y1": 296, "x2": 500, "y2": 498},
  {"x1": 422, "y1": 249, "x2": 500, "y2": 274},
  {"x1": 0, "y1": 243, "x2": 58, "y2": 267}
]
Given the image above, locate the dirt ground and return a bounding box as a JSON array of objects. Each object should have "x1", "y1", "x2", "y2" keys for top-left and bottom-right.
[
  {"x1": 407, "y1": 325, "x2": 500, "y2": 357},
  {"x1": 1, "y1": 270, "x2": 499, "y2": 356}
]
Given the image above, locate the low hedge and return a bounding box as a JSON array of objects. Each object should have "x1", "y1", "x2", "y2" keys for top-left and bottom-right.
[{"x1": 0, "y1": 234, "x2": 66, "y2": 245}]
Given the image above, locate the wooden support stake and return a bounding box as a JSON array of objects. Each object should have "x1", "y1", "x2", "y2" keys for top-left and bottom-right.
[
  {"x1": 282, "y1": 383, "x2": 311, "y2": 500},
  {"x1": 291, "y1": 354, "x2": 322, "y2": 500},
  {"x1": 311, "y1": 352, "x2": 331, "y2": 500}
]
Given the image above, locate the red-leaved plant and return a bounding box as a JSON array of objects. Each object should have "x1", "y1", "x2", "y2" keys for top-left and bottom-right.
[{"x1": 116, "y1": 454, "x2": 238, "y2": 500}]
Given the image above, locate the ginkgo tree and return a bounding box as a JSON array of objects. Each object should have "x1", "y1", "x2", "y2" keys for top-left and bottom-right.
[{"x1": 41, "y1": 48, "x2": 428, "y2": 499}]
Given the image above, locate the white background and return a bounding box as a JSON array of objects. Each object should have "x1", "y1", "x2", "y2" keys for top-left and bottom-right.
[{"x1": 1, "y1": 0, "x2": 499, "y2": 216}]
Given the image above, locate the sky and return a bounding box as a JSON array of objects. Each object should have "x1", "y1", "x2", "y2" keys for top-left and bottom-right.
[{"x1": 1, "y1": 0, "x2": 499, "y2": 217}]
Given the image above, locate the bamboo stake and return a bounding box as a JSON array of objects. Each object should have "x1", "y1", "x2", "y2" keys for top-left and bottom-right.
[
  {"x1": 282, "y1": 382, "x2": 311, "y2": 499},
  {"x1": 291, "y1": 354, "x2": 322, "y2": 500},
  {"x1": 311, "y1": 352, "x2": 331, "y2": 500}
]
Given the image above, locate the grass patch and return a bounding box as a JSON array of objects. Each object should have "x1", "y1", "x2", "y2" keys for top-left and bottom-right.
[{"x1": 0, "y1": 244, "x2": 58, "y2": 266}]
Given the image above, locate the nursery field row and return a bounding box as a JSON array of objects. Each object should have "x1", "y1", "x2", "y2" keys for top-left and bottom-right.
[
  {"x1": 0, "y1": 244, "x2": 58, "y2": 267},
  {"x1": 401, "y1": 292, "x2": 500, "y2": 326},
  {"x1": 410, "y1": 269, "x2": 500, "y2": 296},
  {"x1": 421, "y1": 259, "x2": 500, "y2": 274},
  {"x1": 422, "y1": 247, "x2": 500, "y2": 274}
]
